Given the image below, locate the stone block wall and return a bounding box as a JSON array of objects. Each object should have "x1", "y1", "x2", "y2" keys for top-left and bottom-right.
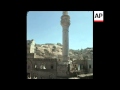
[
  {"x1": 27, "y1": 58, "x2": 57, "y2": 79},
  {"x1": 27, "y1": 53, "x2": 34, "y2": 58},
  {"x1": 57, "y1": 65, "x2": 69, "y2": 77},
  {"x1": 33, "y1": 70, "x2": 56, "y2": 79}
]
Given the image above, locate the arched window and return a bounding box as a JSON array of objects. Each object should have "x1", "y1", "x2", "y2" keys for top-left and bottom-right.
[
  {"x1": 27, "y1": 73, "x2": 31, "y2": 79},
  {"x1": 28, "y1": 77, "x2": 31, "y2": 79},
  {"x1": 33, "y1": 76, "x2": 37, "y2": 79}
]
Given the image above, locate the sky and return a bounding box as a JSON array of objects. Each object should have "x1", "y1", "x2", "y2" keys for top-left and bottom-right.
[{"x1": 27, "y1": 11, "x2": 93, "y2": 50}]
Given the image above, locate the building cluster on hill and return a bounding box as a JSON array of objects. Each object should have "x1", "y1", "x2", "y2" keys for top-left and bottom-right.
[{"x1": 27, "y1": 39, "x2": 93, "y2": 79}]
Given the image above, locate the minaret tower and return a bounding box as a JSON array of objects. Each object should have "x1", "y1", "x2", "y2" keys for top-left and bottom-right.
[{"x1": 61, "y1": 11, "x2": 70, "y2": 63}]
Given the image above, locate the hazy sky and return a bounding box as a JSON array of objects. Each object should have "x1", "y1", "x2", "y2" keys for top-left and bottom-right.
[{"x1": 27, "y1": 11, "x2": 93, "y2": 50}]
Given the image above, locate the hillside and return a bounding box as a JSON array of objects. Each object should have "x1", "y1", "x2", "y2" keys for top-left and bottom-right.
[{"x1": 33, "y1": 43, "x2": 93, "y2": 60}]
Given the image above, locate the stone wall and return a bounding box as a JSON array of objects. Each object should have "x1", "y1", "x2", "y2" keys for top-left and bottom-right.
[
  {"x1": 27, "y1": 53, "x2": 34, "y2": 58},
  {"x1": 33, "y1": 59, "x2": 57, "y2": 70},
  {"x1": 33, "y1": 70, "x2": 56, "y2": 79},
  {"x1": 27, "y1": 39, "x2": 35, "y2": 53},
  {"x1": 72, "y1": 60, "x2": 93, "y2": 74},
  {"x1": 57, "y1": 64, "x2": 69, "y2": 78},
  {"x1": 27, "y1": 58, "x2": 57, "y2": 79},
  {"x1": 27, "y1": 59, "x2": 33, "y2": 73}
]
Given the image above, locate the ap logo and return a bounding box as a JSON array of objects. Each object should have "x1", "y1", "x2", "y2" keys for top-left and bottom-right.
[{"x1": 94, "y1": 11, "x2": 104, "y2": 22}]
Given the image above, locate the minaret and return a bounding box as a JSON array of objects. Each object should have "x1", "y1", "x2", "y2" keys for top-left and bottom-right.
[{"x1": 61, "y1": 11, "x2": 70, "y2": 63}]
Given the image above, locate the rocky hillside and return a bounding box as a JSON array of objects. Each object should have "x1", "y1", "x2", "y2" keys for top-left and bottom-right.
[{"x1": 34, "y1": 43, "x2": 93, "y2": 60}]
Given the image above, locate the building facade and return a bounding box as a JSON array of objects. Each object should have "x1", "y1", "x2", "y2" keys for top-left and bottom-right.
[
  {"x1": 27, "y1": 56, "x2": 57, "y2": 79},
  {"x1": 72, "y1": 60, "x2": 93, "y2": 74},
  {"x1": 27, "y1": 40, "x2": 93, "y2": 79},
  {"x1": 27, "y1": 53, "x2": 70, "y2": 79},
  {"x1": 27, "y1": 40, "x2": 70, "y2": 79}
]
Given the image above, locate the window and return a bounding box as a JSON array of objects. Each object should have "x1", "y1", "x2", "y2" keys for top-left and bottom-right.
[
  {"x1": 28, "y1": 77, "x2": 31, "y2": 79},
  {"x1": 51, "y1": 65, "x2": 53, "y2": 69},
  {"x1": 40, "y1": 63, "x2": 46, "y2": 69},
  {"x1": 27, "y1": 73, "x2": 31, "y2": 79},
  {"x1": 89, "y1": 65, "x2": 91, "y2": 69},
  {"x1": 34, "y1": 65, "x2": 37, "y2": 68},
  {"x1": 80, "y1": 65, "x2": 83, "y2": 69},
  {"x1": 43, "y1": 64, "x2": 46, "y2": 69},
  {"x1": 34, "y1": 76, "x2": 37, "y2": 79},
  {"x1": 74, "y1": 65, "x2": 78, "y2": 70}
]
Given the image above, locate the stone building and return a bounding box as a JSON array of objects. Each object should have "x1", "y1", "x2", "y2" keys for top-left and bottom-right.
[
  {"x1": 27, "y1": 40, "x2": 57, "y2": 79},
  {"x1": 27, "y1": 55, "x2": 57, "y2": 79},
  {"x1": 27, "y1": 53, "x2": 70, "y2": 79},
  {"x1": 72, "y1": 60, "x2": 93, "y2": 74},
  {"x1": 27, "y1": 39, "x2": 93, "y2": 79},
  {"x1": 27, "y1": 39, "x2": 70, "y2": 79},
  {"x1": 27, "y1": 39, "x2": 35, "y2": 53}
]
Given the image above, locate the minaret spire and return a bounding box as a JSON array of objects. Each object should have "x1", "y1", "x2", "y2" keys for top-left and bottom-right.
[
  {"x1": 63, "y1": 11, "x2": 68, "y2": 15},
  {"x1": 61, "y1": 11, "x2": 70, "y2": 63}
]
